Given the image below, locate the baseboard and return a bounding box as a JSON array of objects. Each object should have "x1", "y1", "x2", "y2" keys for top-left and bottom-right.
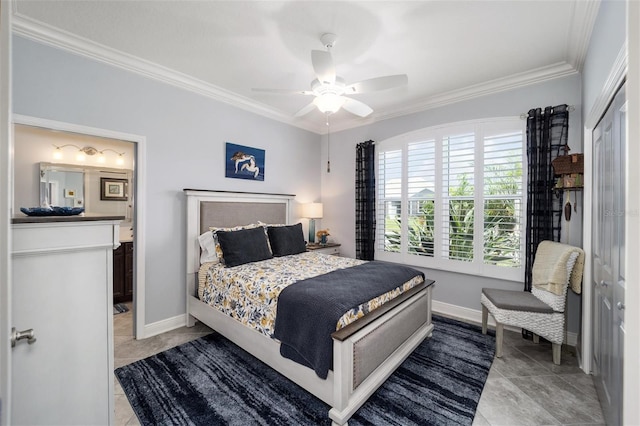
[
  {"x1": 433, "y1": 300, "x2": 578, "y2": 346},
  {"x1": 432, "y1": 299, "x2": 511, "y2": 329},
  {"x1": 142, "y1": 301, "x2": 579, "y2": 345},
  {"x1": 143, "y1": 313, "x2": 187, "y2": 338}
]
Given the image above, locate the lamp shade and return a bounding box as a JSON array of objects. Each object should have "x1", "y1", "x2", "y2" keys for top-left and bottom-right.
[{"x1": 302, "y1": 202, "x2": 323, "y2": 219}]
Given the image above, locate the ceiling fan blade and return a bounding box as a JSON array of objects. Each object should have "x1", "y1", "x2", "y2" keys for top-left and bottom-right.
[
  {"x1": 311, "y1": 50, "x2": 335, "y2": 84},
  {"x1": 294, "y1": 102, "x2": 317, "y2": 117},
  {"x1": 345, "y1": 74, "x2": 408, "y2": 94},
  {"x1": 342, "y1": 97, "x2": 373, "y2": 117},
  {"x1": 252, "y1": 88, "x2": 313, "y2": 95}
]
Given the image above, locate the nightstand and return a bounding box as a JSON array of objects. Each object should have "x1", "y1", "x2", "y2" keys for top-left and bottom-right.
[{"x1": 306, "y1": 242, "x2": 341, "y2": 256}]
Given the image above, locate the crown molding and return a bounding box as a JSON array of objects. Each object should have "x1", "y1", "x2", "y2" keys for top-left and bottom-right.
[
  {"x1": 314, "y1": 61, "x2": 580, "y2": 134},
  {"x1": 566, "y1": 0, "x2": 601, "y2": 71},
  {"x1": 336, "y1": 61, "x2": 579, "y2": 132},
  {"x1": 11, "y1": 12, "x2": 327, "y2": 133},
  {"x1": 12, "y1": 10, "x2": 583, "y2": 136}
]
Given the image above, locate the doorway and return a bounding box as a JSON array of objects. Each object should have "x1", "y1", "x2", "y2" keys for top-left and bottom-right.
[{"x1": 12, "y1": 114, "x2": 146, "y2": 339}]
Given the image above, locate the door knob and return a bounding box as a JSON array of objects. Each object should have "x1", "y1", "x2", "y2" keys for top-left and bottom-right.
[
  {"x1": 617, "y1": 302, "x2": 625, "y2": 310},
  {"x1": 11, "y1": 327, "x2": 36, "y2": 348},
  {"x1": 599, "y1": 280, "x2": 610, "y2": 287}
]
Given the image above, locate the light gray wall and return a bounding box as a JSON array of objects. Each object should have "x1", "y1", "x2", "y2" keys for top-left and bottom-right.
[
  {"x1": 321, "y1": 74, "x2": 584, "y2": 331},
  {"x1": 12, "y1": 35, "x2": 321, "y2": 324},
  {"x1": 582, "y1": 0, "x2": 627, "y2": 119}
]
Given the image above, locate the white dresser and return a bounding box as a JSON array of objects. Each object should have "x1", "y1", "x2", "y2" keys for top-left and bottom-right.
[{"x1": 11, "y1": 216, "x2": 122, "y2": 425}]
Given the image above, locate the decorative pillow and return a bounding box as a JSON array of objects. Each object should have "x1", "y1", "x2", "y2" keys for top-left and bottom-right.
[
  {"x1": 210, "y1": 223, "x2": 261, "y2": 262},
  {"x1": 257, "y1": 221, "x2": 286, "y2": 228},
  {"x1": 267, "y1": 223, "x2": 307, "y2": 257},
  {"x1": 197, "y1": 231, "x2": 218, "y2": 264},
  {"x1": 216, "y1": 226, "x2": 273, "y2": 267}
]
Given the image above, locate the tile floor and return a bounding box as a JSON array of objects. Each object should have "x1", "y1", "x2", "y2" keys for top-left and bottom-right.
[
  {"x1": 114, "y1": 307, "x2": 604, "y2": 426},
  {"x1": 472, "y1": 325, "x2": 605, "y2": 425}
]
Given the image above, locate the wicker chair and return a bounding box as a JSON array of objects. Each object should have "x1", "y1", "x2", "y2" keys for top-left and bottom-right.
[{"x1": 480, "y1": 241, "x2": 584, "y2": 365}]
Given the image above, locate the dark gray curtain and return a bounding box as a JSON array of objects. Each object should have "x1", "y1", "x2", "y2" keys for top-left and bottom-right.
[
  {"x1": 525, "y1": 104, "x2": 569, "y2": 291},
  {"x1": 355, "y1": 140, "x2": 376, "y2": 260}
]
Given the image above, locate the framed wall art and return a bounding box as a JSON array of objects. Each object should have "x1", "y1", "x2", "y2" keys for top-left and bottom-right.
[
  {"x1": 225, "y1": 142, "x2": 265, "y2": 181},
  {"x1": 100, "y1": 177, "x2": 128, "y2": 201}
]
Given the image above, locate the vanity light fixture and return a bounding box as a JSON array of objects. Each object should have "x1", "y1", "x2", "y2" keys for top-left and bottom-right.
[
  {"x1": 52, "y1": 144, "x2": 125, "y2": 165},
  {"x1": 97, "y1": 148, "x2": 125, "y2": 166}
]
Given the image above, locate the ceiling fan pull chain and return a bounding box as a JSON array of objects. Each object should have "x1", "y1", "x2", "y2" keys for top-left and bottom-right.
[{"x1": 326, "y1": 114, "x2": 331, "y2": 173}]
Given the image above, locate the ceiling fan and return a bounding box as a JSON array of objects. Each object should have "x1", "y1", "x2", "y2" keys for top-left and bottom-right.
[{"x1": 252, "y1": 33, "x2": 408, "y2": 118}]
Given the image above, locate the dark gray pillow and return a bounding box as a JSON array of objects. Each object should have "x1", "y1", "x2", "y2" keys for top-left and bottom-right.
[
  {"x1": 215, "y1": 226, "x2": 272, "y2": 267},
  {"x1": 267, "y1": 223, "x2": 306, "y2": 257}
]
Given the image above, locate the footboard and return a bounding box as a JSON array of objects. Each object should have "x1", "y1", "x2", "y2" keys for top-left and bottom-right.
[
  {"x1": 329, "y1": 284, "x2": 434, "y2": 425},
  {"x1": 187, "y1": 279, "x2": 434, "y2": 425}
]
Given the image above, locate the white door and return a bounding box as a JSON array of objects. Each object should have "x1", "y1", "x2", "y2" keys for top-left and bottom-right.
[
  {"x1": 592, "y1": 82, "x2": 626, "y2": 426},
  {"x1": 0, "y1": 1, "x2": 12, "y2": 424}
]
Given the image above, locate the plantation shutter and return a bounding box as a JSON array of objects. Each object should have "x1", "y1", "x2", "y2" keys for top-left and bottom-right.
[
  {"x1": 483, "y1": 131, "x2": 524, "y2": 267},
  {"x1": 442, "y1": 133, "x2": 475, "y2": 262},
  {"x1": 375, "y1": 118, "x2": 524, "y2": 282},
  {"x1": 407, "y1": 140, "x2": 436, "y2": 257},
  {"x1": 377, "y1": 149, "x2": 402, "y2": 253}
]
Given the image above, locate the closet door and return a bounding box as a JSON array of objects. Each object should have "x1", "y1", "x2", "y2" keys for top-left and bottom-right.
[{"x1": 592, "y1": 82, "x2": 625, "y2": 426}]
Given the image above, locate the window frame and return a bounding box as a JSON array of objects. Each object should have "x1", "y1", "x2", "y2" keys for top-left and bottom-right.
[{"x1": 375, "y1": 117, "x2": 526, "y2": 282}]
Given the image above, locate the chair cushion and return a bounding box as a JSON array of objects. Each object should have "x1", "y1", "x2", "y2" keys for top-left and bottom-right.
[{"x1": 481, "y1": 288, "x2": 554, "y2": 313}]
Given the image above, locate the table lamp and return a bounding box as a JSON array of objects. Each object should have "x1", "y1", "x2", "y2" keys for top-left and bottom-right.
[{"x1": 302, "y1": 202, "x2": 323, "y2": 243}]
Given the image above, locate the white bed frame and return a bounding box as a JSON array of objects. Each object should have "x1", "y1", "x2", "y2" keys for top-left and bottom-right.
[{"x1": 184, "y1": 189, "x2": 434, "y2": 425}]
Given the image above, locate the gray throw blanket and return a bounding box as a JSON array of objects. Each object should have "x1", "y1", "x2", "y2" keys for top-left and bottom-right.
[{"x1": 273, "y1": 261, "x2": 425, "y2": 379}]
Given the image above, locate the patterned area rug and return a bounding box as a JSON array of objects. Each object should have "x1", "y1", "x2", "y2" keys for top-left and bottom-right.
[{"x1": 116, "y1": 315, "x2": 495, "y2": 425}]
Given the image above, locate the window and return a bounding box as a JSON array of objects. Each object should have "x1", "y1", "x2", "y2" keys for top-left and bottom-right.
[{"x1": 376, "y1": 118, "x2": 524, "y2": 281}]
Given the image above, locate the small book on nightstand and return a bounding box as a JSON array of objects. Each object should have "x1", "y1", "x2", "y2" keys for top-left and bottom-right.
[{"x1": 306, "y1": 242, "x2": 341, "y2": 256}]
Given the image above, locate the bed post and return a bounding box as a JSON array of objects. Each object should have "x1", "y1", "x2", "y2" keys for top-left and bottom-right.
[
  {"x1": 330, "y1": 339, "x2": 353, "y2": 426},
  {"x1": 185, "y1": 190, "x2": 202, "y2": 327}
]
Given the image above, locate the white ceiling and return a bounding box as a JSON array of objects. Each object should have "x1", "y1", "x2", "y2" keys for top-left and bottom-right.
[{"x1": 12, "y1": 1, "x2": 599, "y2": 134}]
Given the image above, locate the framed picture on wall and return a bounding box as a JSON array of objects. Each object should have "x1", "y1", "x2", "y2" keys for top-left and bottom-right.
[
  {"x1": 100, "y1": 177, "x2": 128, "y2": 201},
  {"x1": 225, "y1": 142, "x2": 265, "y2": 181}
]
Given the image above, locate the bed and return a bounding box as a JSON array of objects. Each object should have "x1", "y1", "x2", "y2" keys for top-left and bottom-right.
[{"x1": 184, "y1": 189, "x2": 435, "y2": 425}]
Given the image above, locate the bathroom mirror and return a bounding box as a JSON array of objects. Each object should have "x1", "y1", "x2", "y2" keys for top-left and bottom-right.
[
  {"x1": 40, "y1": 162, "x2": 134, "y2": 221},
  {"x1": 40, "y1": 163, "x2": 85, "y2": 208}
]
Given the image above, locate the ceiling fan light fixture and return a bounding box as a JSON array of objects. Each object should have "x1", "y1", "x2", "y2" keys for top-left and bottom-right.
[
  {"x1": 313, "y1": 93, "x2": 345, "y2": 114},
  {"x1": 252, "y1": 33, "x2": 406, "y2": 119}
]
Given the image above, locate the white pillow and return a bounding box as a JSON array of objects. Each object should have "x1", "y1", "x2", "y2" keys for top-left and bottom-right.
[{"x1": 198, "y1": 231, "x2": 218, "y2": 264}]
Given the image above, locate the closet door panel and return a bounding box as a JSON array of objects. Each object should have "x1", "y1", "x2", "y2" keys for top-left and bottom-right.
[{"x1": 592, "y1": 82, "x2": 625, "y2": 426}]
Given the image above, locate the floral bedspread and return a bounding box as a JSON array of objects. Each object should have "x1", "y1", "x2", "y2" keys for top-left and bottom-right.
[{"x1": 198, "y1": 252, "x2": 424, "y2": 337}]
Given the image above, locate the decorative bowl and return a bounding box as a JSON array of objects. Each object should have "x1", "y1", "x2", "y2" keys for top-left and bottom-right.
[{"x1": 20, "y1": 207, "x2": 85, "y2": 216}]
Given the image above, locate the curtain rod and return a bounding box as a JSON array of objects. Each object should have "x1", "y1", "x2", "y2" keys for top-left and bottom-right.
[{"x1": 520, "y1": 105, "x2": 575, "y2": 120}]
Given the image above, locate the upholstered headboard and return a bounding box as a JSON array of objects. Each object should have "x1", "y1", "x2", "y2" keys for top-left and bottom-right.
[
  {"x1": 184, "y1": 189, "x2": 294, "y2": 280},
  {"x1": 199, "y1": 201, "x2": 287, "y2": 234}
]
